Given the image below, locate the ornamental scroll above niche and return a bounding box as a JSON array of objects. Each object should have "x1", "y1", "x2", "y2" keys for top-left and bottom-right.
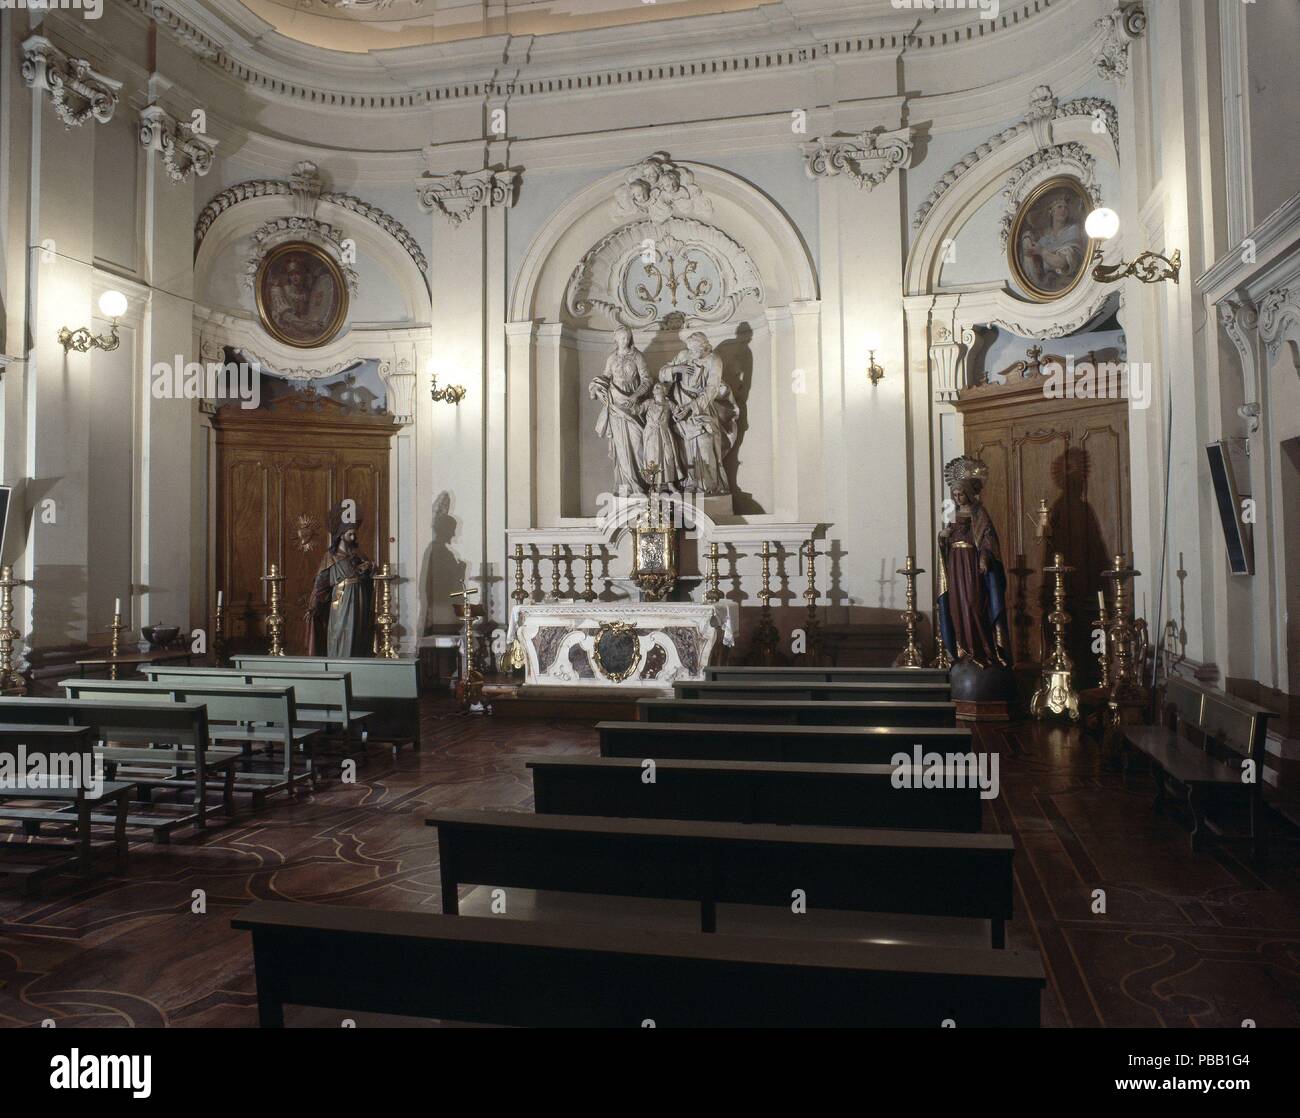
[{"x1": 566, "y1": 219, "x2": 763, "y2": 329}]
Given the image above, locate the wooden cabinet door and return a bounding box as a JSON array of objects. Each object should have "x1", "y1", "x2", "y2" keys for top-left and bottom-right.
[{"x1": 213, "y1": 403, "x2": 395, "y2": 656}]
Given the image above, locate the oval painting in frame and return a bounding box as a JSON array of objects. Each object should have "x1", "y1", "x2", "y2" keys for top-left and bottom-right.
[
  {"x1": 254, "y1": 241, "x2": 349, "y2": 349},
  {"x1": 1007, "y1": 176, "x2": 1096, "y2": 303}
]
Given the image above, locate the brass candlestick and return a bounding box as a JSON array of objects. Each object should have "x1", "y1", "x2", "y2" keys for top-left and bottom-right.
[
  {"x1": 800, "y1": 539, "x2": 824, "y2": 665},
  {"x1": 702, "y1": 541, "x2": 722, "y2": 604},
  {"x1": 894, "y1": 555, "x2": 926, "y2": 668},
  {"x1": 581, "y1": 544, "x2": 597, "y2": 602},
  {"x1": 931, "y1": 557, "x2": 953, "y2": 670},
  {"x1": 109, "y1": 605, "x2": 128, "y2": 680},
  {"x1": 1030, "y1": 553, "x2": 1080, "y2": 720},
  {"x1": 374, "y1": 563, "x2": 399, "y2": 659},
  {"x1": 550, "y1": 544, "x2": 563, "y2": 601},
  {"x1": 1101, "y1": 554, "x2": 1147, "y2": 703},
  {"x1": 0, "y1": 566, "x2": 27, "y2": 694},
  {"x1": 262, "y1": 564, "x2": 286, "y2": 656},
  {"x1": 511, "y1": 543, "x2": 529, "y2": 606},
  {"x1": 450, "y1": 582, "x2": 484, "y2": 707},
  {"x1": 745, "y1": 541, "x2": 784, "y2": 666},
  {"x1": 529, "y1": 546, "x2": 543, "y2": 602},
  {"x1": 213, "y1": 596, "x2": 229, "y2": 667},
  {"x1": 1095, "y1": 590, "x2": 1110, "y2": 690}
]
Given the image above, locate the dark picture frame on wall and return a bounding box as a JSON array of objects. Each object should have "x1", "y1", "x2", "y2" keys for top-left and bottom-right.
[
  {"x1": 1007, "y1": 175, "x2": 1096, "y2": 303},
  {"x1": 254, "y1": 240, "x2": 349, "y2": 349}
]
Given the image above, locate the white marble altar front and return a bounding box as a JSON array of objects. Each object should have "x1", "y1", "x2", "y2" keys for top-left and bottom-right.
[{"x1": 508, "y1": 602, "x2": 737, "y2": 689}]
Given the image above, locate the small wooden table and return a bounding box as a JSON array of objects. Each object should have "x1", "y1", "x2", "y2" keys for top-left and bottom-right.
[{"x1": 75, "y1": 648, "x2": 195, "y2": 680}]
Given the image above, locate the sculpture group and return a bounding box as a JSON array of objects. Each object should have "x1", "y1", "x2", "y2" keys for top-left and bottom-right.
[{"x1": 589, "y1": 327, "x2": 739, "y2": 497}]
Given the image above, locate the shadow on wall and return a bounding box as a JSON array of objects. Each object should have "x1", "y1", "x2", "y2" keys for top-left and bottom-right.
[
  {"x1": 421, "y1": 491, "x2": 466, "y2": 634},
  {"x1": 29, "y1": 563, "x2": 89, "y2": 651},
  {"x1": 715, "y1": 321, "x2": 762, "y2": 515},
  {"x1": 1046, "y1": 446, "x2": 1108, "y2": 682}
]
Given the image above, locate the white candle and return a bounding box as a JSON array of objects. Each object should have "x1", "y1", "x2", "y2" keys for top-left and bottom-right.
[
  {"x1": 1097, "y1": 590, "x2": 1105, "y2": 613},
  {"x1": 114, "y1": 597, "x2": 121, "y2": 616},
  {"x1": 217, "y1": 590, "x2": 224, "y2": 607}
]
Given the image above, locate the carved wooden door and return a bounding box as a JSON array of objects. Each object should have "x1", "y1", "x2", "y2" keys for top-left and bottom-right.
[{"x1": 212, "y1": 401, "x2": 396, "y2": 655}]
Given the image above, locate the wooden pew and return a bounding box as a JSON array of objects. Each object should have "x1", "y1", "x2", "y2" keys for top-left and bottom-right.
[
  {"x1": 674, "y1": 680, "x2": 952, "y2": 702},
  {"x1": 705, "y1": 665, "x2": 951, "y2": 685},
  {"x1": 61, "y1": 679, "x2": 318, "y2": 797},
  {"x1": 528, "y1": 756, "x2": 984, "y2": 832},
  {"x1": 0, "y1": 725, "x2": 134, "y2": 892},
  {"x1": 1122, "y1": 675, "x2": 1273, "y2": 857},
  {"x1": 233, "y1": 901, "x2": 1044, "y2": 1027},
  {"x1": 638, "y1": 697, "x2": 958, "y2": 727},
  {"x1": 429, "y1": 808, "x2": 1014, "y2": 946},
  {"x1": 142, "y1": 667, "x2": 370, "y2": 760},
  {"x1": 0, "y1": 697, "x2": 227, "y2": 838},
  {"x1": 600, "y1": 721, "x2": 974, "y2": 764},
  {"x1": 232, "y1": 655, "x2": 420, "y2": 752}
]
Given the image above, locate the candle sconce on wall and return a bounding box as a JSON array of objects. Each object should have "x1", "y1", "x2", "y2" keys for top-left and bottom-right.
[
  {"x1": 430, "y1": 370, "x2": 467, "y2": 405},
  {"x1": 59, "y1": 289, "x2": 127, "y2": 353},
  {"x1": 864, "y1": 331, "x2": 885, "y2": 387},
  {"x1": 1086, "y1": 207, "x2": 1181, "y2": 286}
]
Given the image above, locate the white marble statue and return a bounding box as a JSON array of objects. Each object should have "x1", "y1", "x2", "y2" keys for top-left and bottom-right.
[
  {"x1": 589, "y1": 326, "x2": 652, "y2": 495},
  {"x1": 661, "y1": 332, "x2": 738, "y2": 496}
]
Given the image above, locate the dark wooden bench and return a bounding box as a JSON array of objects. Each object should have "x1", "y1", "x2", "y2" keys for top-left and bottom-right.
[
  {"x1": 0, "y1": 725, "x2": 134, "y2": 892},
  {"x1": 428, "y1": 808, "x2": 1014, "y2": 946},
  {"x1": 0, "y1": 696, "x2": 231, "y2": 838},
  {"x1": 233, "y1": 901, "x2": 1044, "y2": 1027},
  {"x1": 529, "y1": 756, "x2": 984, "y2": 832},
  {"x1": 705, "y1": 666, "x2": 951, "y2": 685},
  {"x1": 600, "y1": 721, "x2": 974, "y2": 764},
  {"x1": 638, "y1": 697, "x2": 958, "y2": 727},
  {"x1": 1122, "y1": 675, "x2": 1272, "y2": 858},
  {"x1": 674, "y1": 680, "x2": 952, "y2": 702}
]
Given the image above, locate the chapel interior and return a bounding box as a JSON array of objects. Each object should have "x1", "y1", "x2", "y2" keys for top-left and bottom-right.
[{"x1": 0, "y1": 0, "x2": 1298, "y2": 1032}]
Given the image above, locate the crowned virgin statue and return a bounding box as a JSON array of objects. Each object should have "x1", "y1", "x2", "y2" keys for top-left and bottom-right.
[
  {"x1": 936, "y1": 456, "x2": 1012, "y2": 672},
  {"x1": 305, "y1": 503, "x2": 376, "y2": 657}
]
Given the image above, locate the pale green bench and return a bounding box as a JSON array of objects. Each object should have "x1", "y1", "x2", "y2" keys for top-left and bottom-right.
[
  {"x1": 0, "y1": 697, "x2": 228, "y2": 839},
  {"x1": 233, "y1": 656, "x2": 420, "y2": 752},
  {"x1": 61, "y1": 679, "x2": 321, "y2": 798}
]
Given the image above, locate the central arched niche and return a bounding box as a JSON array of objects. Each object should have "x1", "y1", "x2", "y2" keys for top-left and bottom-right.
[{"x1": 510, "y1": 155, "x2": 818, "y2": 521}]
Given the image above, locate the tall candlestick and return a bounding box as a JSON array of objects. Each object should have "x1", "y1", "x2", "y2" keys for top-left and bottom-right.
[
  {"x1": 0, "y1": 566, "x2": 26, "y2": 694},
  {"x1": 894, "y1": 555, "x2": 926, "y2": 668}
]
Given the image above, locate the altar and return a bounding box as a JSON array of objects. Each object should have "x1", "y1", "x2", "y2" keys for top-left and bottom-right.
[{"x1": 507, "y1": 601, "x2": 737, "y2": 689}]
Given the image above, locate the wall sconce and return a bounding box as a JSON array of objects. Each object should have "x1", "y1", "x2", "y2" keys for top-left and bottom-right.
[
  {"x1": 864, "y1": 331, "x2": 884, "y2": 386},
  {"x1": 59, "y1": 289, "x2": 128, "y2": 353},
  {"x1": 430, "y1": 371, "x2": 467, "y2": 405},
  {"x1": 1086, "y1": 208, "x2": 1181, "y2": 285}
]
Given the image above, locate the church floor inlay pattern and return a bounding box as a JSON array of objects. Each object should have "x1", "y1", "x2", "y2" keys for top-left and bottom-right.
[{"x1": 0, "y1": 705, "x2": 1296, "y2": 1027}]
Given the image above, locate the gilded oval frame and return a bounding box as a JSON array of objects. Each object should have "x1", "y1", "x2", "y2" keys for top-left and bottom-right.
[
  {"x1": 1006, "y1": 176, "x2": 1096, "y2": 304},
  {"x1": 254, "y1": 240, "x2": 349, "y2": 349}
]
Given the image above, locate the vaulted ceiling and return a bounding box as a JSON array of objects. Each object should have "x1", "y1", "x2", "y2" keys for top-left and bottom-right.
[{"x1": 235, "y1": 0, "x2": 781, "y2": 52}]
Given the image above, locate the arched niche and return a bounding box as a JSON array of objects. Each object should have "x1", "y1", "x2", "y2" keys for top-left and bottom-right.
[{"x1": 508, "y1": 159, "x2": 819, "y2": 525}]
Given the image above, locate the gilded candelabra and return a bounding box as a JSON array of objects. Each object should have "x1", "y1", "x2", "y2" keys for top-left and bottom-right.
[
  {"x1": 0, "y1": 566, "x2": 27, "y2": 694},
  {"x1": 581, "y1": 544, "x2": 597, "y2": 603},
  {"x1": 511, "y1": 543, "x2": 529, "y2": 606},
  {"x1": 1101, "y1": 554, "x2": 1147, "y2": 703},
  {"x1": 745, "y1": 541, "x2": 784, "y2": 666},
  {"x1": 450, "y1": 582, "x2": 484, "y2": 707},
  {"x1": 1029, "y1": 553, "x2": 1080, "y2": 720},
  {"x1": 262, "y1": 564, "x2": 286, "y2": 656},
  {"x1": 374, "y1": 563, "x2": 399, "y2": 659},
  {"x1": 703, "y1": 541, "x2": 723, "y2": 604},
  {"x1": 800, "y1": 539, "x2": 824, "y2": 665},
  {"x1": 549, "y1": 544, "x2": 563, "y2": 601},
  {"x1": 894, "y1": 555, "x2": 926, "y2": 668}
]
